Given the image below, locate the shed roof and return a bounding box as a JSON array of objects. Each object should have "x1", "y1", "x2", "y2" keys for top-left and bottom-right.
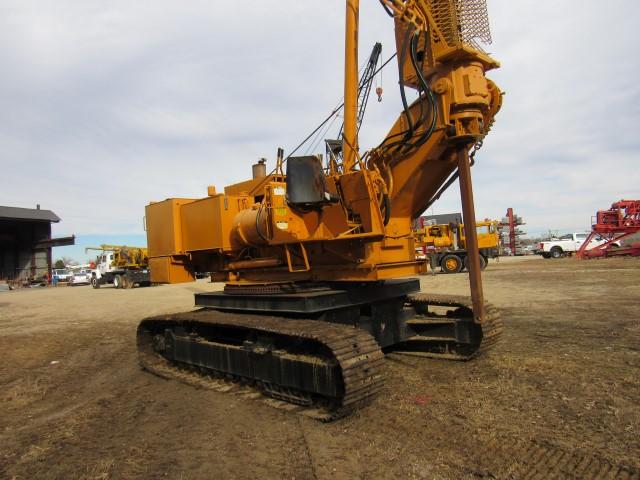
[{"x1": 0, "y1": 205, "x2": 61, "y2": 223}]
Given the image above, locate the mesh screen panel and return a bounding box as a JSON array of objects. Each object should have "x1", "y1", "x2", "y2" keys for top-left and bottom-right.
[{"x1": 428, "y1": 0, "x2": 492, "y2": 50}]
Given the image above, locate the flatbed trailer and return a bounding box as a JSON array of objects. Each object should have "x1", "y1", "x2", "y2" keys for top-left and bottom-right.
[
  {"x1": 86, "y1": 245, "x2": 151, "y2": 289},
  {"x1": 91, "y1": 268, "x2": 150, "y2": 289}
]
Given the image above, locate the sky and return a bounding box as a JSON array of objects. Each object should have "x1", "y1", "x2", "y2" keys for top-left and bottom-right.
[{"x1": 1, "y1": 1, "x2": 638, "y2": 262}]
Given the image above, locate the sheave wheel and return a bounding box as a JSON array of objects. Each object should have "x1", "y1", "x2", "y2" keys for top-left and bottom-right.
[
  {"x1": 113, "y1": 274, "x2": 122, "y2": 289},
  {"x1": 91, "y1": 277, "x2": 100, "y2": 289},
  {"x1": 441, "y1": 254, "x2": 463, "y2": 274}
]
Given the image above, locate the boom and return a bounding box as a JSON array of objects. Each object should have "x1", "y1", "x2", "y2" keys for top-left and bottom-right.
[{"x1": 327, "y1": 42, "x2": 383, "y2": 165}]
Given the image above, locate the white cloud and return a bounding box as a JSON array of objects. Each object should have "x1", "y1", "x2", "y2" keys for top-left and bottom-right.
[{"x1": 0, "y1": 0, "x2": 638, "y2": 239}]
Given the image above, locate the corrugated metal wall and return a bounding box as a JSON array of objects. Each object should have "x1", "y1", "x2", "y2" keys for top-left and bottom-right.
[{"x1": 0, "y1": 219, "x2": 51, "y2": 280}]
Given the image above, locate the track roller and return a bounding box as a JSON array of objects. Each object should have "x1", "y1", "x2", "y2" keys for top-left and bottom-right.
[{"x1": 137, "y1": 309, "x2": 384, "y2": 420}]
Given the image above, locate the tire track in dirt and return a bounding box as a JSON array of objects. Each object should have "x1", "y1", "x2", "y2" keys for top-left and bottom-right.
[
  {"x1": 0, "y1": 332, "x2": 139, "y2": 479},
  {"x1": 296, "y1": 417, "x2": 319, "y2": 480},
  {"x1": 467, "y1": 436, "x2": 640, "y2": 479},
  {"x1": 3, "y1": 258, "x2": 640, "y2": 478},
  {"x1": 0, "y1": 324, "x2": 338, "y2": 479}
]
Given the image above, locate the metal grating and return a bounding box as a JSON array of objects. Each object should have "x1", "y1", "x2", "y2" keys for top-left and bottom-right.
[{"x1": 428, "y1": 0, "x2": 492, "y2": 51}]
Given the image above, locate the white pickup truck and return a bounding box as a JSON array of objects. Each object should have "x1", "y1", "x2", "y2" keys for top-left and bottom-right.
[{"x1": 538, "y1": 233, "x2": 615, "y2": 259}]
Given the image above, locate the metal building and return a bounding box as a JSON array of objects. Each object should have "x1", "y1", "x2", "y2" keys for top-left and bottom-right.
[{"x1": 0, "y1": 205, "x2": 75, "y2": 281}]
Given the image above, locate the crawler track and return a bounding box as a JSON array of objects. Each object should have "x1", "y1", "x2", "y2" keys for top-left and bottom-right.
[
  {"x1": 137, "y1": 309, "x2": 384, "y2": 421},
  {"x1": 403, "y1": 293, "x2": 503, "y2": 360},
  {"x1": 137, "y1": 293, "x2": 501, "y2": 420}
]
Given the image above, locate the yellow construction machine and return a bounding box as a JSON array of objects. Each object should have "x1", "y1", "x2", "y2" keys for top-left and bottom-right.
[
  {"x1": 137, "y1": 0, "x2": 503, "y2": 420},
  {"x1": 86, "y1": 245, "x2": 150, "y2": 289},
  {"x1": 415, "y1": 220, "x2": 500, "y2": 273}
]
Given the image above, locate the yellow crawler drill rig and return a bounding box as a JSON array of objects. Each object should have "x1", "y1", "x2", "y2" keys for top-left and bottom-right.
[{"x1": 138, "y1": 0, "x2": 503, "y2": 420}]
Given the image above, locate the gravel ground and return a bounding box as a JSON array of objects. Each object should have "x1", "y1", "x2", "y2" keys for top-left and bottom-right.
[{"x1": 1, "y1": 255, "x2": 638, "y2": 479}]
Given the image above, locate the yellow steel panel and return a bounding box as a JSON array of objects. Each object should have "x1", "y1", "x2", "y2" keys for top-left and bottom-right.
[
  {"x1": 224, "y1": 175, "x2": 276, "y2": 197},
  {"x1": 149, "y1": 256, "x2": 194, "y2": 284},
  {"x1": 145, "y1": 199, "x2": 194, "y2": 257},
  {"x1": 181, "y1": 195, "x2": 228, "y2": 252}
]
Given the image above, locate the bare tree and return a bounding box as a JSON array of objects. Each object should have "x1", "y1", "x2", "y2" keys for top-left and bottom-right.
[{"x1": 55, "y1": 256, "x2": 78, "y2": 267}]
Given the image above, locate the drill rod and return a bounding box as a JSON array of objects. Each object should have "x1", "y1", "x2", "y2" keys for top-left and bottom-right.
[{"x1": 457, "y1": 148, "x2": 485, "y2": 321}]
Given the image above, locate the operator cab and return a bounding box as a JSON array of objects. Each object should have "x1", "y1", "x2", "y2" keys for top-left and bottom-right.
[{"x1": 286, "y1": 156, "x2": 338, "y2": 210}]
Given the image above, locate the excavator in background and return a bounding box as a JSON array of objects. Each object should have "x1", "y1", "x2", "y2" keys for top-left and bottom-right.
[
  {"x1": 415, "y1": 219, "x2": 500, "y2": 273},
  {"x1": 137, "y1": 0, "x2": 504, "y2": 420}
]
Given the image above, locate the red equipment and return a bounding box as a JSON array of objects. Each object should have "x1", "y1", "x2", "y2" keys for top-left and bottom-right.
[
  {"x1": 577, "y1": 200, "x2": 640, "y2": 259},
  {"x1": 506, "y1": 208, "x2": 516, "y2": 254},
  {"x1": 500, "y1": 208, "x2": 524, "y2": 255}
]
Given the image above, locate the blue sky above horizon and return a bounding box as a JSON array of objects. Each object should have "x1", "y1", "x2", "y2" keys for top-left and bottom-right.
[
  {"x1": 2, "y1": 0, "x2": 639, "y2": 263},
  {"x1": 53, "y1": 234, "x2": 147, "y2": 264}
]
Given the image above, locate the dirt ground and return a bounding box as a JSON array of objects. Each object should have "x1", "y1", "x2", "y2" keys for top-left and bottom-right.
[{"x1": 1, "y1": 256, "x2": 639, "y2": 479}]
